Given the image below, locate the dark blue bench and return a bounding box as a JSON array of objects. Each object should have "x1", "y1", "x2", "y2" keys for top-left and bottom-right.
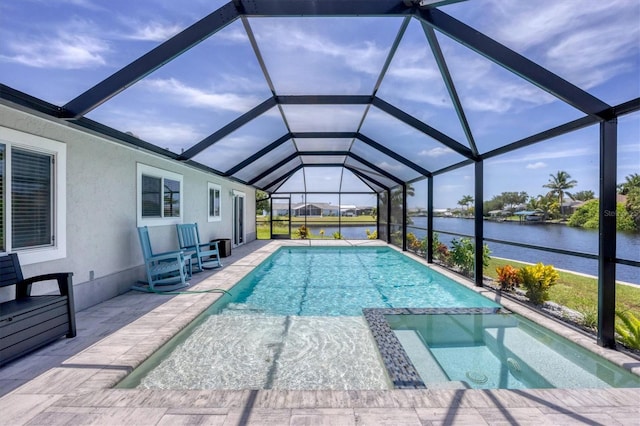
[{"x1": 0, "y1": 253, "x2": 76, "y2": 366}]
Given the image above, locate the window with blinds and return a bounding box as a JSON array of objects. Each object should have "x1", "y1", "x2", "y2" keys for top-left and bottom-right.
[
  {"x1": 141, "y1": 175, "x2": 180, "y2": 218},
  {"x1": 137, "y1": 163, "x2": 183, "y2": 226},
  {"x1": 141, "y1": 175, "x2": 162, "y2": 217},
  {"x1": 11, "y1": 147, "x2": 53, "y2": 249},
  {"x1": 0, "y1": 128, "x2": 66, "y2": 263}
]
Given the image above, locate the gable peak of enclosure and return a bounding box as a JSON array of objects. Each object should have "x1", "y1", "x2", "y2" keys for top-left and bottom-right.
[{"x1": 2, "y1": 0, "x2": 637, "y2": 196}]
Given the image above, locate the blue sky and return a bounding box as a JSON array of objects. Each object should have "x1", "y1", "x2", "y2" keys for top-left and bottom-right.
[{"x1": 0, "y1": 0, "x2": 638, "y2": 209}]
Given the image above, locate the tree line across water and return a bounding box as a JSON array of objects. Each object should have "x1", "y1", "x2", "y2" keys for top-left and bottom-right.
[{"x1": 455, "y1": 171, "x2": 640, "y2": 232}]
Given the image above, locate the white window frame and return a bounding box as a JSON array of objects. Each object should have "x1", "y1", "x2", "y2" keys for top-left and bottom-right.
[
  {"x1": 232, "y1": 190, "x2": 246, "y2": 247},
  {"x1": 136, "y1": 163, "x2": 183, "y2": 227},
  {"x1": 208, "y1": 182, "x2": 222, "y2": 222},
  {"x1": 0, "y1": 127, "x2": 67, "y2": 265}
]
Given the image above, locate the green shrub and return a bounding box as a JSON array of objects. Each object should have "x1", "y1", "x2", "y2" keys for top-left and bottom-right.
[
  {"x1": 432, "y1": 233, "x2": 448, "y2": 264},
  {"x1": 296, "y1": 225, "x2": 309, "y2": 239},
  {"x1": 568, "y1": 199, "x2": 598, "y2": 228},
  {"x1": 449, "y1": 237, "x2": 491, "y2": 277},
  {"x1": 404, "y1": 233, "x2": 429, "y2": 257},
  {"x1": 407, "y1": 232, "x2": 421, "y2": 253},
  {"x1": 434, "y1": 243, "x2": 450, "y2": 264},
  {"x1": 390, "y1": 231, "x2": 402, "y2": 246},
  {"x1": 365, "y1": 229, "x2": 377, "y2": 239},
  {"x1": 332, "y1": 231, "x2": 342, "y2": 239},
  {"x1": 616, "y1": 205, "x2": 637, "y2": 232},
  {"x1": 615, "y1": 311, "x2": 640, "y2": 349},
  {"x1": 575, "y1": 301, "x2": 598, "y2": 330},
  {"x1": 568, "y1": 200, "x2": 637, "y2": 232},
  {"x1": 518, "y1": 263, "x2": 559, "y2": 305},
  {"x1": 496, "y1": 265, "x2": 521, "y2": 291}
]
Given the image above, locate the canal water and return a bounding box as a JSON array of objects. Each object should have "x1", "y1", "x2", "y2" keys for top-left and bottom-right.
[{"x1": 304, "y1": 217, "x2": 640, "y2": 285}]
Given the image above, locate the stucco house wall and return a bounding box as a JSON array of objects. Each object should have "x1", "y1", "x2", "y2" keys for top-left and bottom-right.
[{"x1": 0, "y1": 102, "x2": 255, "y2": 311}]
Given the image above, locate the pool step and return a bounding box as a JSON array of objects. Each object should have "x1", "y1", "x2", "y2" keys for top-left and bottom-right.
[
  {"x1": 394, "y1": 330, "x2": 453, "y2": 386},
  {"x1": 483, "y1": 327, "x2": 611, "y2": 388},
  {"x1": 222, "y1": 303, "x2": 266, "y2": 315}
]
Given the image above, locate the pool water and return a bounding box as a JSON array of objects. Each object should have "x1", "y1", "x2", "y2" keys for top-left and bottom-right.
[
  {"x1": 119, "y1": 246, "x2": 498, "y2": 390},
  {"x1": 386, "y1": 313, "x2": 640, "y2": 389},
  {"x1": 217, "y1": 246, "x2": 499, "y2": 316}
]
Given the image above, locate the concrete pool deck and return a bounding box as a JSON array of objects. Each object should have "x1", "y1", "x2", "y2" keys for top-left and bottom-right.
[{"x1": 1, "y1": 240, "x2": 639, "y2": 425}]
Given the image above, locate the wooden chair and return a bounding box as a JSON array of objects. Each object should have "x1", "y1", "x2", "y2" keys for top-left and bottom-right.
[
  {"x1": 176, "y1": 223, "x2": 222, "y2": 273},
  {"x1": 135, "y1": 226, "x2": 189, "y2": 292}
]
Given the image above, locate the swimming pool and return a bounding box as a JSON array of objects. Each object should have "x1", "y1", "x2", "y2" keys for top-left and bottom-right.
[
  {"x1": 218, "y1": 246, "x2": 499, "y2": 316},
  {"x1": 117, "y1": 246, "x2": 639, "y2": 391},
  {"x1": 118, "y1": 246, "x2": 498, "y2": 390}
]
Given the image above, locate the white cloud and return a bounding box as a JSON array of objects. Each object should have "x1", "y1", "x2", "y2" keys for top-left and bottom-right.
[
  {"x1": 216, "y1": 25, "x2": 250, "y2": 43},
  {"x1": 30, "y1": 0, "x2": 105, "y2": 11},
  {"x1": 449, "y1": 56, "x2": 556, "y2": 113},
  {"x1": 141, "y1": 78, "x2": 263, "y2": 113},
  {"x1": 376, "y1": 161, "x2": 404, "y2": 171},
  {"x1": 254, "y1": 21, "x2": 388, "y2": 76},
  {"x1": 546, "y1": 26, "x2": 638, "y2": 89},
  {"x1": 133, "y1": 122, "x2": 202, "y2": 145},
  {"x1": 419, "y1": 147, "x2": 453, "y2": 157},
  {"x1": 2, "y1": 33, "x2": 108, "y2": 69},
  {"x1": 437, "y1": 184, "x2": 464, "y2": 192},
  {"x1": 381, "y1": 48, "x2": 454, "y2": 108},
  {"x1": 485, "y1": 0, "x2": 640, "y2": 89},
  {"x1": 90, "y1": 104, "x2": 204, "y2": 149},
  {"x1": 430, "y1": 0, "x2": 638, "y2": 116},
  {"x1": 619, "y1": 142, "x2": 640, "y2": 154},
  {"x1": 526, "y1": 162, "x2": 546, "y2": 170},
  {"x1": 124, "y1": 22, "x2": 182, "y2": 42},
  {"x1": 489, "y1": 147, "x2": 593, "y2": 166}
]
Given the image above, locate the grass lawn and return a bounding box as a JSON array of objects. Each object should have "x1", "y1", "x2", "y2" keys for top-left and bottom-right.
[
  {"x1": 256, "y1": 216, "x2": 376, "y2": 240},
  {"x1": 257, "y1": 215, "x2": 376, "y2": 223},
  {"x1": 485, "y1": 257, "x2": 640, "y2": 321}
]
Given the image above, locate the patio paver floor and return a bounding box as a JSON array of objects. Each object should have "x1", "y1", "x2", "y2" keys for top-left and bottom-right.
[{"x1": 1, "y1": 239, "x2": 639, "y2": 425}]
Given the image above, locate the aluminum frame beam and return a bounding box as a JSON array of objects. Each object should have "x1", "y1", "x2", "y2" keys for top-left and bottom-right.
[
  {"x1": 262, "y1": 164, "x2": 304, "y2": 193},
  {"x1": 277, "y1": 95, "x2": 373, "y2": 105},
  {"x1": 356, "y1": 133, "x2": 433, "y2": 177},
  {"x1": 372, "y1": 97, "x2": 475, "y2": 159},
  {"x1": 179, "y1": 97, "x2": 277, "y2": 160},
  {"x1": 248, "y1": 152, "x2": 301, "y2": 186},
  {"x1": 63, "y1": 2, "x2": 242, "y2": 117},
  {"x1": 474, "y1": 160, "x2": 484, "y2": 286},
  {"x1": 597, "y1": 119, "x2": 617, "y2": 348},
  {"x1": 481, "y1": 116, "x2": 599, "y2": 161},
  {"x1": 422, "y1": 23, "x2": 478, "y2": 156},
  {"x1": 346, "y1": 167, "x2": 390, "y2": 192},
  {"x1": 231, "y1": 130, "x2": 419, "y2": 187},
  {"x1": 237, "y1": 0, "x2": 412, "y2": 17},
  {"x1": 297, "y1": 151, "x2": 404, "y2": 185},
  {"x1": 418, "y1": 8, "x2": 612, "y2": 118},
  {"x1": 244, "y1": 148, "x2": 403, "y2": 191},
  {"x1": 225, "y1": 134, "x2": 292, "y2": 176}
]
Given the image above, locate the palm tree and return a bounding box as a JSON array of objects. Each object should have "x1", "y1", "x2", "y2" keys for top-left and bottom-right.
[
  {"x1": 573, "y1": 190, "x2": 595, "y2": 201},
  {"x1": 543, "y1": 171, "x2": 577, "y2": 219},
  {"x1": 618, "y1": 173, "x2": 640, "y2": 195},
  {"x1": 528, "y1": 194, "x2": 557, "y2": 221},
  {"x1": 380, "y1": 184, "x2": 415, "y2": 224},
  {"x1": 458, "y1": 195, "x2": 474, "y2": 215}
]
